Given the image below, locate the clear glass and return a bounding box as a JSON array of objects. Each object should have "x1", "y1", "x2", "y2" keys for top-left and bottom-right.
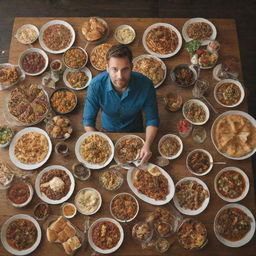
[
  {"x1": 177, "y1": 119, "x2": 193, "y2": 138},
  {"x1": 192, "y1": 127, "x2": 207, "y2": 143},
  {"x1": 192, "y1": 79, "x2": 209, "y2": 98}
]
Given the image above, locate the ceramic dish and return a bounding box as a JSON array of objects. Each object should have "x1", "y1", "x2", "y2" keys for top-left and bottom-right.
[
  {"x1": 35, "y1": 165, "x2": 75, "y2": 205},
  {"x1": 63, "y1": 66, "x2": 92, "y2": 90},
  {"x1": 186, "y1": 149, "x2": 213, "y2": 176},
  {"x1": 15, "y1": 24, "x2": 39, "y2": 44},
  {"x1": 127, "y1": 163, "x2": 175, "y2": 205},
  {"x1": 114, "y1": 24, "x2": 136, "y2": 44},
  {"x1": 88, "y1": 217, "x2": 124, "y2": 254},
  {"x1": 182, "y1": 17, "x2": 217, "y2": 45},
  {"x1": 173, "y1": 177, "x2": 210, "y2": 215},
  {"x1": 158, "y1": 134, "x2": 183, "y2": 160},
  {"x1": 39, "y1": 19, "x2": 75, "y2": 54},
  {"x1": 1, "y1": 214, "x2": 41, "y2": 256},
  {"x1": 214, "y1": 79, "x2": 245, "y2": 108},
  {"x1": 9, "y1": 127, "x2": 52, "y2": 170},
  {"x1": 214, "y1": 167, "x2": 250, "y2": 202},
  {"x1": 214, "y1": 203, "x2": 255, "y2": 247},
  {"x1": 75, "y1": 131, "x2": 114, "y2": 169},
  {"x1": 142, "y1": 23, "x2": 182, "y2": 58},
  {"x1": 63, "y1": 46, "x2": 88, "y2": 69},
  {"x1": 18, "y1": 48, "x2": 48, "y2": 76}
]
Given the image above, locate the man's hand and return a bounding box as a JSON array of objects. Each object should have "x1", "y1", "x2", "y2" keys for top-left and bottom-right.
[
  {"x1": 84, "y1": 126, "x2": 97, "y2": 132},
  {"x1": 139, "y1": 143, "x2": 152, "y2": 166}
]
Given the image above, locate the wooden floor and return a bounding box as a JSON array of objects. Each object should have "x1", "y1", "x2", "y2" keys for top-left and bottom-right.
[{"x1": 0, "y1": 0, "x2": 255, "y2": 179}]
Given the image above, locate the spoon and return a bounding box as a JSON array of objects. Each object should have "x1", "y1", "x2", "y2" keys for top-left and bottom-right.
[
  {"x1": 200, "y1": 95, "x2": 219, "y2": 114},
  {"x1": 210, "y1": 161, "x2": 226, "y2": 165}
]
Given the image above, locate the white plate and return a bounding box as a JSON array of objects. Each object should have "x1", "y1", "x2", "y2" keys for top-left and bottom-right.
[
  {"x1": 127, "y1": 163, "x2": 175, "y2": 205},
  {"x1": 114, "y1": 135, "x2": 144, "y2": 169},
  {"x1": 39, "y1": 20, "x2": 75, "y2": 54},
  {"x1": 214, "y1": 79, "x2": 245, "y2": 108},
  {"x1": 182, "y1": 18, "x2": 217, "y2": 45},
  {"x1": 211, "y1": 110, "x2": 256, "y2": 160},
  {"x1": 1, "y1": 214, "x2": 41, "y2": 255},
  {"x1": 9, "y1": 127, "x2": 52, "y2": 170},
  {"x1": 35, "y1": 165, "x2": 75, "y2": 205},
  {"x1": 18, "y1": 48, "x2": 48, "y2": 76},
  {"x1": 186, "y1": 149, "x2": 213, "y2": 176},
  {"x1": 75, "y1": 187, "x2": 102, "y2": 215},
  {"x1": 214, "y1": 203, "x2": 255, "y2": 247},
  {"x1": 132, "y1": 54, "x2": 167, "y2": 88},
  {"x1": 142, "y1": 23, "x2": 182, "y2": 58},
  {"x1": 158, "y1": 134, "x2": 183, "y2": 160},
  {"x1": 182, "y1": 99, "x2": 210, "y2": 125},
  {"x1": 214, "y1": 167, "x2": 250, "y2": 202},
  {"x1": 75, "y1": 132, "x2": 114, "y2": 169},
  {"x1": 63, "y1": 66, "x2": 92, "y2": 90},
  {"x1": 173, "y1": 177, "x2": 210, "y2": 215},
  {"x1": 88, "y1": 217, "x2": 124, "y2": 254},
  {"x1": 0, "y1": 63, "x2": 25, "y2": 90},
  {"x1": 110, "y1": 192, "x2": 139, "y2": 222}
]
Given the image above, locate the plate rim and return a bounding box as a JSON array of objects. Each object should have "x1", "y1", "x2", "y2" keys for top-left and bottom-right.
[
  {"x1": 35, "y1": 164, "x2": 75, "y2": 204},
  {"x1": 75, "y1": 131, "x2": 114, "y2": 169},
  {"x1": 142, "y1": 22, "x2": 182, "y2": 58},
  {"x1": 173, "y1": 176, "x2": 210, "y2": 215},
  {"x1": 213, "y1": 203, "x2": 255, "y2": 247},
  {"x1": 9, "y1": 127, "x2": 52, "y2": 170},
  {"x1": 182, "y1": 17, "x2": 217, "y2": 45},
  {"x1": 127, "y1": 163, "x2": 175, "y2": 205},
  {"x1": 39, "y1": 19, "x2": 75, "y2": 54},
  {"x1": 88, "y1": 217, "x2": 124, "y2": 254},
  {"x1": 0, "y1": 214, "x2": 41, "y2": 255},
  {"x1": 132, "y1": 54, "x2": 167, "y2": 88}
]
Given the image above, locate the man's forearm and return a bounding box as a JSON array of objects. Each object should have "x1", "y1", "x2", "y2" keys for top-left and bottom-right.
[
  {"x1": 84, "y1": 126, "x2": 97, "y2": 132},
  {"x1": 145, "y1": 126, "x2": 158, "y2": 147}
]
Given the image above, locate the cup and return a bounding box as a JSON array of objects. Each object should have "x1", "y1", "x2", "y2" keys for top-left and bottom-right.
[
  {"x1": 192, "y1": 79, "x2": 209, "y2": 98},
  {"x1": 192, "y1": 126, "x2": 207, "y2": 143},
  {"x1": 55, "y1": 142, "x2": 69, "y2": 156}
]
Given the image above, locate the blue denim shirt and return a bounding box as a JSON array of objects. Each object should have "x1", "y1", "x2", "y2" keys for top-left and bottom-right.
[{"x1": 83, "y1": 71, "x2": 159, "y2": 132}]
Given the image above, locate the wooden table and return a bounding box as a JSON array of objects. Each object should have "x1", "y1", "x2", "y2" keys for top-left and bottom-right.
[{"x1": 0, "y1": 17, "x2": 255, "y2": 256}]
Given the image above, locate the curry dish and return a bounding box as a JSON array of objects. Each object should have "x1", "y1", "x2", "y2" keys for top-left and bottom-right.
[
  {"x1": 80, "y1": 134, "x2": 112, "y2": 165},
  {"x1": 187, "y1": 22, "x2": 213, "y2": 41},
  {"x1": 216, "y1": 82, "x2": 241, "y2": 106},
  {"x1": 159, "y1": 136, "x2": 181, "y2": 157},
  {"x1": 14, "y1": 131, "x2": 49, "y2": 165},
  {"x1": 90, "y1": 43, "x2": 112, "y2": 70}
]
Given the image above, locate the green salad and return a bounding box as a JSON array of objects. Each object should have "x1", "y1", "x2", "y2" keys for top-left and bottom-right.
[{"x1": 0, "y1": 127, "x2": 13, "y2": 144}]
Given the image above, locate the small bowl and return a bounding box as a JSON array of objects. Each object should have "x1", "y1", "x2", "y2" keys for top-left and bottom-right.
[
  {"x1": 110, "y1": 192, "x2": 139, "y2": 222},
  {"x1": 214, "y1": 79, "x2": 245, "y2": 108},
  {"x1": 63, "y1": 46, "x2": 88, "y2": 70},
  {"x1": 50, "y1": 88, "x2": 78, "y2": 114},
  {"x1": 15, "y1": 24, "x2": 39, "y2": 44},
  {"x1": 63, "y1": 67, "x2": 92, "y2": 90},
  {"x1": 186, "y1": 149, "x2": 213, "y2": 176},
  {"x1": 132, "y1": 221, "x2": 154, "y2": 243},
  {"x1": 18, "y1": 47, "x2": 48, "y2": 76},
  {"x1": 72, "y1": 162, "x2": 91, "y2": 181},
  {"x1": 164, "y1": 92, "x2": 183, "y2": 112},
  {"x1": 154, "y1": 222, "x2": 173, "y2": 238},
  {"x1": 33, "y1": 202, "x2": 50, "y2": 221},
  {"x1": 0, "y1": 126, "x2": 14, "y2": 148},
  {"x1": 99, "y1": 168, "x2": 123, "y2": 191},
  {"x1": 61, "y1": 202, "x2": 77, "y2": 218},
  {"x1": 75, "y1": 187, "x2": 102, "y2": 215},
  {"x1": 6, "y1": 180, "x2": 34, "y2": 208},
  {"x1": 114, "y1": 25, "x2": 136, "y2": 45},
  {"x1": 214, "y1": 167, "x2": 250, "y2": 202},
  {"x1": 158, "y1": 134, "x2": 183, "y2": 160},
  {"x1": 155, "y1": 238, "x2": 171, "y2": 253},
  {"x1": 182, "y1": 99, "x2": 210, "y2": 125}
]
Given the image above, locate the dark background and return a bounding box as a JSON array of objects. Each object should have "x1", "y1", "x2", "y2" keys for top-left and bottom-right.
[{"x1": 0, "y1": 0, "x2": 255, "y2": 179}]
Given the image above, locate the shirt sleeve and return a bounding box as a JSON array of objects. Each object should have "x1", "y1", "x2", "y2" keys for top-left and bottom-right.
[
  {"x1": 143, "y1": 82, "x2": 160, "y2": 127},
  {"x1": 83, "y1": 82, "x2": 100, "y2": 127}
]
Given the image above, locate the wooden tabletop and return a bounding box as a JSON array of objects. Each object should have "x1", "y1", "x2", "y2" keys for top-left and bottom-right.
[{"x1": 0, "y1": 17, "x2": 255, "y2": 256}]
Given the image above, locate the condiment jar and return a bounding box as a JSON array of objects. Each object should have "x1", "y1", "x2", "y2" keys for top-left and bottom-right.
[
  {"x1": 62, "y1": 202, "x2": 77, "y2": 218},
  {"x1": 33, "y1": 202, "x2": 50, "y2": 221},
  {"x1": 50, "y1": 59, "x2": 65, "y2": 74},
  {"x1": 55, "y1": 142, "x2": 69, "y2": 156},
  {"x1": 72, "y1": 163, "x2": 91, "y2": 181}
]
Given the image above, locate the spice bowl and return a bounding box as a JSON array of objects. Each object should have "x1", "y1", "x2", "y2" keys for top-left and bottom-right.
[
  {"x1": 33, "y1": 202, "x2": 50, "y2": 221},
  {"x1": 0, "y1": 126, "x2": 14, "y2": 148},
  {"x1": 61, "y1": 202, "x2": 77, "y2": 219},
  {"x1": 72, "y1": 162, "x2": 91, "y2": 181}
]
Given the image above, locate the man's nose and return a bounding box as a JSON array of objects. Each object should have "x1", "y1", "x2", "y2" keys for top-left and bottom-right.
[{"x1": 117, "y1": 70, "x2": 123, "y2": 79}]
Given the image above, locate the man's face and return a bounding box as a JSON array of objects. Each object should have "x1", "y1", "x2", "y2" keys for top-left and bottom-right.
[{"x1": 107, "y1": 56, "x2": 132, "y2": 90}]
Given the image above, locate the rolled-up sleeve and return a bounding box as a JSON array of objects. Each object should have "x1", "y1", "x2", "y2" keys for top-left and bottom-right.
[
  {"x1": 83, "y1": 82, "x2": 100, "y2": 127},
  {"x1": 143, "y1": 84, "x2": 160, "y2": 127}
]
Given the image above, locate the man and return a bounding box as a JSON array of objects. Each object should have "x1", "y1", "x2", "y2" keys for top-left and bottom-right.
[{"x1": 83, "y1": 44, "x2": 159, "y2": 165}]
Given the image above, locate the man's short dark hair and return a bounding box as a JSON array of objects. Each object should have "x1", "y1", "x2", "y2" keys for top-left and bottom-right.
[{"x1": 106, "y1": 44, "x2": 133, "y2": 63}]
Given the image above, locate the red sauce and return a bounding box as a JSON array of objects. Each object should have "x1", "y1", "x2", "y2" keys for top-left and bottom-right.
[
  {"x1": 51, "y1": 61, "x2": 61, "y2": 70},
  {"x1": 7, "y1": 181, "x2": 30, "y2": 205}
]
